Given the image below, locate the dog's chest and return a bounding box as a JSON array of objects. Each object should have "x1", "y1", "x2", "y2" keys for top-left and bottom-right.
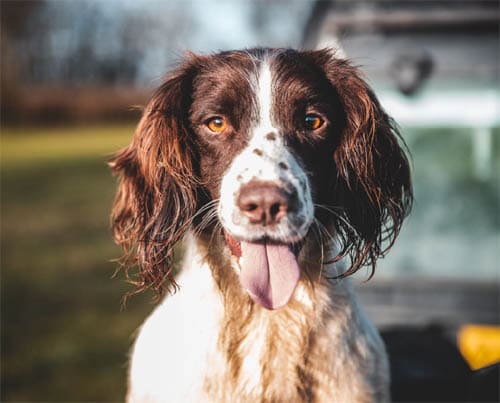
[
  {"x1": 203, "y1": 318, "x2": 269, "y2": 400},
  {"x1": 204, "y1": 300, "x2": 322, "y2": 402}
]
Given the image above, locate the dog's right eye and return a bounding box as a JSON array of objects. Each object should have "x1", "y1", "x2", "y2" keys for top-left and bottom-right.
[
  {"x1": 304, "y1": 114, "x2": 324, "y2": 131},
  {"x1": 206, "y1": 116, "x2": 228, "y2": 133}
]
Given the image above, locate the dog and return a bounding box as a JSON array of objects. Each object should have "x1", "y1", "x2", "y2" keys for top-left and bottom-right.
[{"x1": 109, "y1": 48, "x2": 412, "y2": 402}]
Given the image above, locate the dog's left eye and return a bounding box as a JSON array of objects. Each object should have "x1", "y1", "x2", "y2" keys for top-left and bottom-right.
[
  {"x1": 206, "y1": 116, "x2": 228, "y2": 133},
  {"x1": 304, "y1": 114, "x2": 324, "y2": 131}
]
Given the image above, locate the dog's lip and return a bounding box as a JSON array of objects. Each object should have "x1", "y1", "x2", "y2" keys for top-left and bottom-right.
[{"x1": 224, "y1": 231, "x2": 243, "y2": 258}]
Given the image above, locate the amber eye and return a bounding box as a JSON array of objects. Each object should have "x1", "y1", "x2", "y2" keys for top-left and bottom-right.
[
  {"x1": 304, "y1": 114, "x2": 324, "y2": 131},
  {"x1": 206, "y1": 116, "x2": 228, "y2": 133}
]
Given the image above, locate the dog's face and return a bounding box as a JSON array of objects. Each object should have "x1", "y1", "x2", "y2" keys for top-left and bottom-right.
[{"x1": 110, "y1": 48, "x2": 412, "y2": 308}]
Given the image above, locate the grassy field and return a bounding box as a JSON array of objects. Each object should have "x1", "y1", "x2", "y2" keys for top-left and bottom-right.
[{"x1": 1, "y1": 125, "x2": 154, "y2": 401}]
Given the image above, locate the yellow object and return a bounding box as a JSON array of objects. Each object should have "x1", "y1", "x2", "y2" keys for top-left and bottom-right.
[{"x1": 458, "y1": 325, "x2": 500, "y2": 370}]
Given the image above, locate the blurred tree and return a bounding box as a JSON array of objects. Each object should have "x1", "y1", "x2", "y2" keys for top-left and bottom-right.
[
  {"x1": 1, "y1": 0, "x2": 45, "y2": 118},
  {"x1": 0, "y1": 0, "x2": 310, "y2": 122}
]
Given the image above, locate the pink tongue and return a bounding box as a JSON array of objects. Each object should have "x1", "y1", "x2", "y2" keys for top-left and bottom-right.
[{"x1": 240, "y1": 242, "x2": 300, "y2": 310}]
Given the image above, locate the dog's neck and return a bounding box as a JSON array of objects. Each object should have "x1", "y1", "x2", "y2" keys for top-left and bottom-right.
[{"x1": 189, "y1": 230, "x2": 353, "y2": 401}]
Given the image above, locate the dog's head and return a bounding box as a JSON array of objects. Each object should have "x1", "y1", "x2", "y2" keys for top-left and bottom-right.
[{"x1": 110, "y1": 48, "x2": 412, "y2": 308}]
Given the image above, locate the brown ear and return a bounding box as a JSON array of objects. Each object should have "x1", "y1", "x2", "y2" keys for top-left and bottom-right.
[
  {"x1": 310, "y1": 49, "x2": 413, "y2": 276},
  {"x1": 109, "y1": 58, "x2": 200, "y2": 295}
]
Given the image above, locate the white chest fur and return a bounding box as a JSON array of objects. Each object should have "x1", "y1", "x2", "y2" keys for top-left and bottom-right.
[{"x1": 127, "y1": 239, "x2": 225, "y2": 402}]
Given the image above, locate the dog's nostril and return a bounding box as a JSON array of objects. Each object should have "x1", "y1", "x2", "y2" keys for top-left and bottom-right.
[
  {"x1": 244, "y1": 203, "x2": 258, "y2": 212},
  {"x1": 237, "y1": 181, "x2": 292, "y2": 226},
  {"x1": 269, "y1": 202, "x2": 282, "y2": 218}
]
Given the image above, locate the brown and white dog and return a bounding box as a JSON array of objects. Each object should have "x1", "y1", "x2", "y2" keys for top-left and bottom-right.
[{"x1": 110, "y1": 48, "x2": 412, "y2": 402}]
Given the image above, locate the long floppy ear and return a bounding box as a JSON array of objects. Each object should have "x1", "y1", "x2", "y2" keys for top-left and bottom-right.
[
  {"x1": 311, "y1": 49, "x2": 413, "y2": 277},
  {"x1": 109, "y1": 58, "x2": 200, "y2": 295}
]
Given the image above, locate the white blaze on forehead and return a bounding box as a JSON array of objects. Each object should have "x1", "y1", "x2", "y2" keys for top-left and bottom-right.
[{"x1": 255, "y1": 60, "x2": 275, "y2": 134}]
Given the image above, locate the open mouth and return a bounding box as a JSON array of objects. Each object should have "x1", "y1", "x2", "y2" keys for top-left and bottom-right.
[{"x1": 224, "y1": 231, "x2": 303, "y2": 310}]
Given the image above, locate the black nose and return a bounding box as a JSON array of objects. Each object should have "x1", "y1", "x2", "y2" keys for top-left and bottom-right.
[{"x1": 237, "y1": 181, "x2": 294, "y2": 226}]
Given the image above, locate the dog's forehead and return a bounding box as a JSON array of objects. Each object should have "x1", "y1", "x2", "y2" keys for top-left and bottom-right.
[
  {"x1": 189, "y1": 49, "x2": 334, "y2": 135},
  {"x1": 192, "y1": 50, "x2": 322, "y2": 95},
  {"x1": 194, "y1": 52, "x2": 258, "y2": 86}
]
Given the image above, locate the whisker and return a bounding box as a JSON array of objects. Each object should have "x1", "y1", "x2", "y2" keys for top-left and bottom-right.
[
  {"x1": 207, "y1": 220, "x2": 224, "y2": 251},
  {"x1": 193, "y1": 199, "x2": 220, "y2": 220},
  {"x1": 315, "y1": 204, "x2": 356, "y2": 231},
  {"x1": 193, "y1": 210, "x2": 219, "y2": 237}
]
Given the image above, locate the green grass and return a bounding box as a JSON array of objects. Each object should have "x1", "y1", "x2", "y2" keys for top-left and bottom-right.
[
  {"x1": 1, "y1": 125, "x2": 134, "y2": 168},
  {"x1": 1, "y1": 125, "x2": 155, "y2": 401}
]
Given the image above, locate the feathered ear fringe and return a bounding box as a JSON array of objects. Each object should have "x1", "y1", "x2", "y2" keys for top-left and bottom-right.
[
  {"x1": 309, "y1": 49, "x2": 413, "y2": 278},
  {"x1": 109, "y1": 58, "x2": 201, "y2": 298}
]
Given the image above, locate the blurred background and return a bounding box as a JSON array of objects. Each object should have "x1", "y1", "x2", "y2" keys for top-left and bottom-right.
[{"x1": 1, "y1": 0, "x2": 498, "y2": 401}]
